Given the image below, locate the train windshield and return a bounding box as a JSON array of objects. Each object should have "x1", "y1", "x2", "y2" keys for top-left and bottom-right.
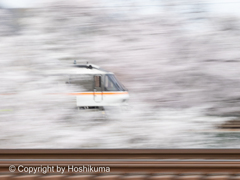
[{"x1": 104, "y1": 74, "x2": 126, "y2": 91}]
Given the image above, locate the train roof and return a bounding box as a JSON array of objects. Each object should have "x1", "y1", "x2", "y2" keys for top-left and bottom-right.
[{"x1": 43, "y1": 63, "x2": 113, "y2": 75}]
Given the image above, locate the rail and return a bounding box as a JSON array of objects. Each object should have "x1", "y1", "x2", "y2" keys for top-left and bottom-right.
[{"x1": 1, "y1": 149, "x2": 240, "y2": 159}]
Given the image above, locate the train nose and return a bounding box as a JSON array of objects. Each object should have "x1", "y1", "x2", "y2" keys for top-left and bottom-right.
[{"x1": 122, "y1": 92, "x2": 129, "y2": 104}]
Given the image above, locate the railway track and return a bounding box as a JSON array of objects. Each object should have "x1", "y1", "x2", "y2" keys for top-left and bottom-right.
[
  {"x1": 1, "y1": 149, "x2": 240, "y2": 179},
  {"x1": 1, "y1": 149, "x2": 240, "y2": 159}
]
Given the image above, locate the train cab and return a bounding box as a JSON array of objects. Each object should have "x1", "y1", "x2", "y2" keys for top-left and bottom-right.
[{"x1": 48, "y1": 63, "x2": 129, "y2": 108}]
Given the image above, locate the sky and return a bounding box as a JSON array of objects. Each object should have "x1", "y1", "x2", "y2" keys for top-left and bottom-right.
[{"x1": 0, "y1": 0, "x2": 240, "y2": 17}]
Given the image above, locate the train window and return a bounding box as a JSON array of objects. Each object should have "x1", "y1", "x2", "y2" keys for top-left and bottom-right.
[
  {"x1": 104, "y1": 75, "x2": 117, "y2": 91},
  {"x1": 69, "y1": 75, "x2": 93, "y2": 91},
  {"x1": 94, "y1": 76, "x2": 101, "y2": 87},
  {"x1": 104, "y1": 74, "x2": 125, "y2": 91}
]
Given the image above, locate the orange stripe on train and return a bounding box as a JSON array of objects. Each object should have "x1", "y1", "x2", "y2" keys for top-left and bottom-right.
[
  {"x1": 0, "y1": 92, "x2": 128, "y2": 95},
  {"x1": 68, "y1": 92, "x2": 128, "y2": 95}
]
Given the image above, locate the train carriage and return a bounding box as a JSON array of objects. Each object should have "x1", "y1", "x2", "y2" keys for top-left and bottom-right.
[{"x1": 46, "y1": 63, "x2": 129, "y2": 108}]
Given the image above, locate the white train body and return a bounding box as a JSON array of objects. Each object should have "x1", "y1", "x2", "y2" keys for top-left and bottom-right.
[{"x1": 47, "y1": 64, "x2": 129, "y2": 107}]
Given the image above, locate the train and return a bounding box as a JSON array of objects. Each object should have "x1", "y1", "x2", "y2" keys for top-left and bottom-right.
[{"x1": 46, "y1": 62, "x2": 129, "y2": 109}]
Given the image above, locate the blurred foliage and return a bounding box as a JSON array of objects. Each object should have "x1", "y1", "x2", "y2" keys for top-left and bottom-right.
[{"x1": 1, "y1": 0, "x2": 240, "y2": 148}]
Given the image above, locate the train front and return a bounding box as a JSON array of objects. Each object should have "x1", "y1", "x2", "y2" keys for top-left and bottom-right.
[{"x1": 100, "y1": 73, "x2": 129, "y2": 107}]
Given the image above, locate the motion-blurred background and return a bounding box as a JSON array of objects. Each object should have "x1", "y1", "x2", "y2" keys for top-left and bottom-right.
[{"x1": 1, "y1": 0, "x2": 240, "y2": 148}]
